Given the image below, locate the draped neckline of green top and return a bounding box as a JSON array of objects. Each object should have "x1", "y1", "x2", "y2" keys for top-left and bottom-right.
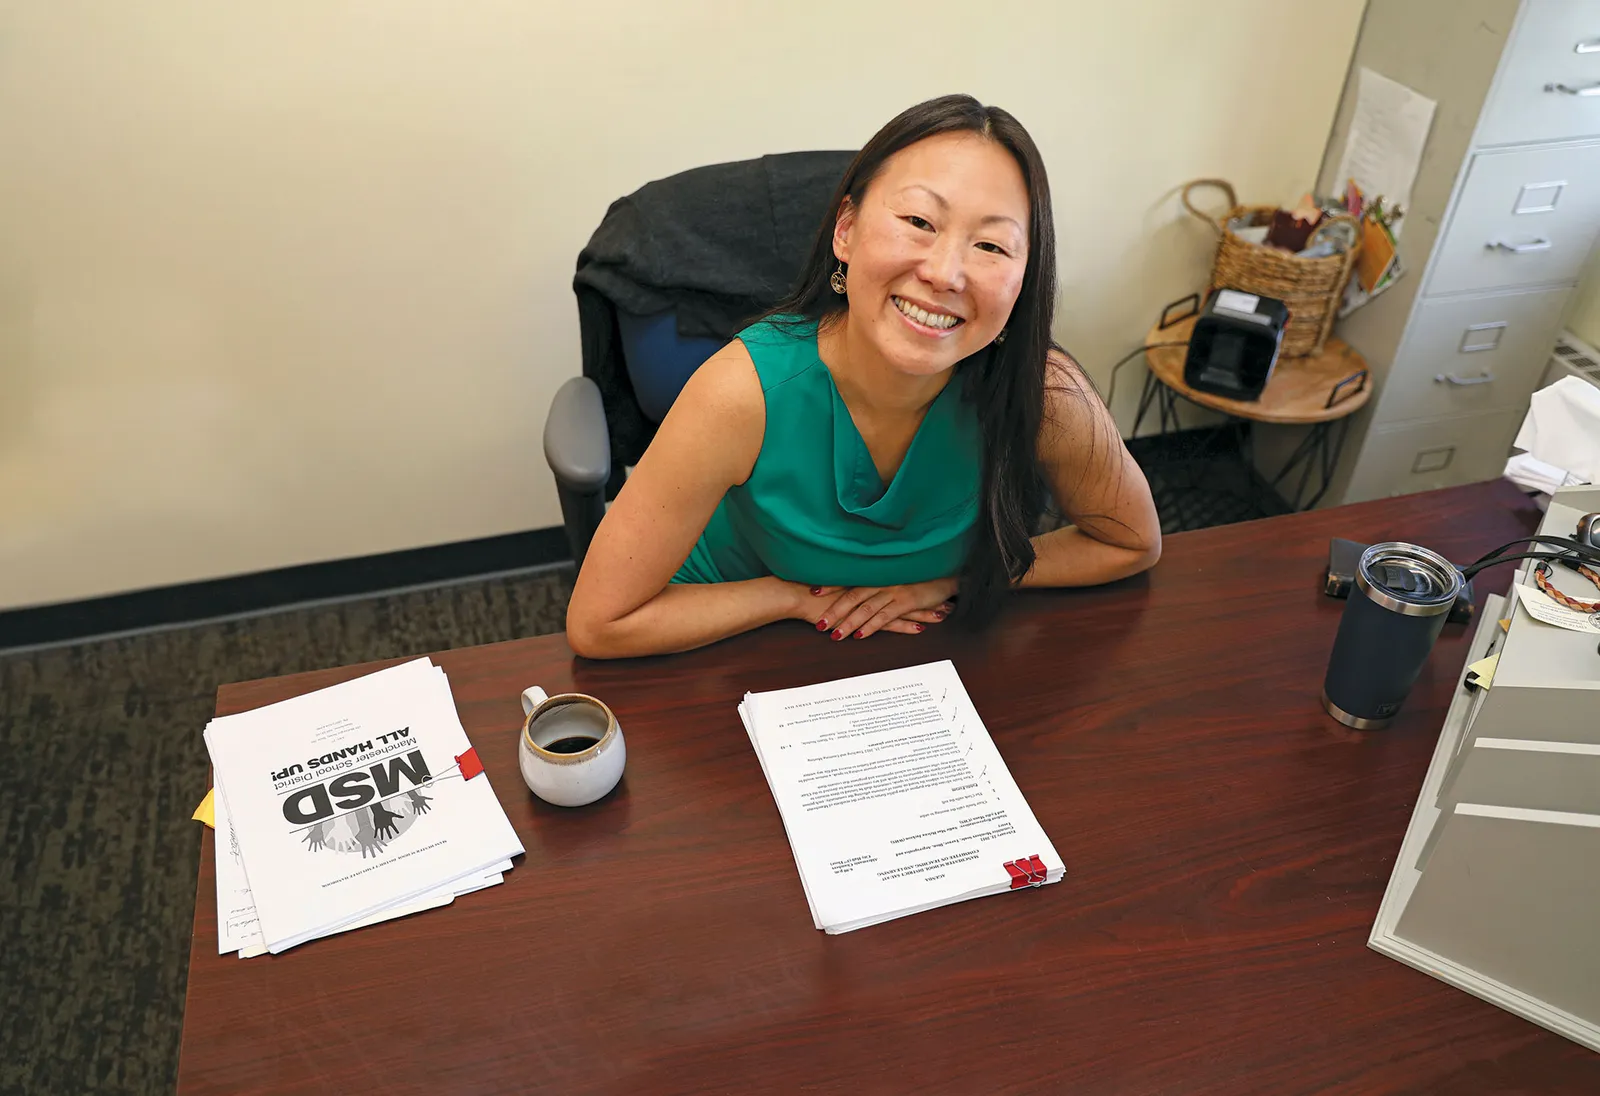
[{"x1": 823, "y1": 356, "x2": 963, "y2": 519}]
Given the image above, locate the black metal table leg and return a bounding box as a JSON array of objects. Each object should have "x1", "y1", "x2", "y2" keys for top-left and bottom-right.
[
  {"x1": 1266, "y1": 419, "x2": 1352, "y2": 511},
  {"x1": 1158, "y1": 382, "x2": 1180, "y2": 436},
  {"x1": 1133, "y1": 370, "x2": 1160, "y2": 438},
  {"x1": 1267, "y1": 427, "x2": 1322, "y2": 501},
  {"x1": 1302, "y1": 417, "x2": 1353, "y2": 509},
  {"x1": 1292, "y1": 424, "x2": 1328, "y2": 508}
]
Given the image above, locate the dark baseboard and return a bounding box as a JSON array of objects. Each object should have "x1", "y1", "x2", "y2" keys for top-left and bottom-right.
[{"x1": 0, "y1": 527, "x2": 572, "y2": 652}]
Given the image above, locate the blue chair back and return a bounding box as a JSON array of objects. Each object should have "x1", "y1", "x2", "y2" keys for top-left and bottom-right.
[{"x1": 616, "y1": 308, "x2": 726, "y2": 424}]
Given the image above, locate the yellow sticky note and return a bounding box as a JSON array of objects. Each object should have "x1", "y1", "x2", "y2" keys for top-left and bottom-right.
[
  {"x1": 193, "y1": 788, "x2": 216, "y2": 828},
  {"x1": 1498, "y1": 618, "x2": 1511, "y2": 633},
  {"x1": 1466, "y1": 653, "x2": 1499, "y2": 690}
]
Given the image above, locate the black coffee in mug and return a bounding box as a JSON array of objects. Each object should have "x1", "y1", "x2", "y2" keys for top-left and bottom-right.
[
  {"x1": 528, "y1": 701, "x2": 611, "y2": 756},
  {"x1": 519, "y1": 686, "x2": 627, "y2": 808}
]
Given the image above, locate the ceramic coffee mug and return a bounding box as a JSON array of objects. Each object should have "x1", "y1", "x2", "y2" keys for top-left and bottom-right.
[{"x1": 518, "y1": 687, "x2": 626, "y2": 807}]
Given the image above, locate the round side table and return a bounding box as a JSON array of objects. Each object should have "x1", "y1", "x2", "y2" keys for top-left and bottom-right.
[{"x1": 1134, "y1": 314, "x2": 1371, "y2": 509}]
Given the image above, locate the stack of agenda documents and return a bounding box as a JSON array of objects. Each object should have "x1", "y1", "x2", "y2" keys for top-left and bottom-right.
[
  {"x1": 739, "y1": 660, "x2": 1063, "y2": 933},
  {"x1": 205, "y1": 658, "x2": 523, "y2": 956}
]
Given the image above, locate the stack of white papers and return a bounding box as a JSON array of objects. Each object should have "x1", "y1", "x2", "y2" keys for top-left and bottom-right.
[
  {"x1": 739, "y1": 660, "x2": 1063, "y2": 934},
  {"x1": 206, "y1": 658, "x2": 523, "y2": 956},
  {"x1": 1504, "y1": 451, "x2": 1585, "y2": 497}
]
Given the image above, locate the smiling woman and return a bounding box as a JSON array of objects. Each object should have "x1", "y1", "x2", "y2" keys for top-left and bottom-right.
[{"x1": 564, "y1": 94, "x2": 1161, "y2": 659}]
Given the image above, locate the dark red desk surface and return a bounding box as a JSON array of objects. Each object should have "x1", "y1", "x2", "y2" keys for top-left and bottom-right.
[{"x1": 178, "y1": 480, "x2": 1600, "y2": 1094}]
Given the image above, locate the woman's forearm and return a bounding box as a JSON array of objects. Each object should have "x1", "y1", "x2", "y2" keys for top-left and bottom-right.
[
  {"x1": 566, "y1": 576, "x2": 804, "y2": 659},
  {"x1": 1017, "y1": 524, "x2": 1161, "y2": 588}
]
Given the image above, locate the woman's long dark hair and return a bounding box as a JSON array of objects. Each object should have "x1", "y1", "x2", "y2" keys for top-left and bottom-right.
[{"x1": 766, "y1": 94, "x2": 1059, "y2": 625}]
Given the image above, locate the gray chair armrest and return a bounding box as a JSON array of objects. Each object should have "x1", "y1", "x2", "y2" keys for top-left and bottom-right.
[{"x1": 543, "y1": 377, "x2": 611, "y2": 492}]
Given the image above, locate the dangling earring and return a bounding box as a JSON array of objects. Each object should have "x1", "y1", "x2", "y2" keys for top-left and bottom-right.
[
  {"x1": 830, "y1": 262, "x2": 848, "y2": 295},
  {"x1": 993, "y1": 328, "x2": 1008, "y2": 345}
]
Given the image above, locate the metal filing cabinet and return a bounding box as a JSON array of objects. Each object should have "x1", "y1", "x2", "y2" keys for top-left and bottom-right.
[
  {"x1": 1306, "y1": 0, "x2": 1600, "y2": 504},
  {"x1": 1370, "y1": 484, "x2": 1600, "y2": 1052}
]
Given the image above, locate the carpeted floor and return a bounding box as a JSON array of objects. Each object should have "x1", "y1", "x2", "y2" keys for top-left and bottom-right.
[
  {"x1": 1126, "y1": 428, "x2": 1294, "y2": 533},
  {"x1": 0, "y1": 569, "x2": 576, "y2": 1095},
  {"x1": 0, "y1": 437, "x2": 1281, "y2": 1095}
]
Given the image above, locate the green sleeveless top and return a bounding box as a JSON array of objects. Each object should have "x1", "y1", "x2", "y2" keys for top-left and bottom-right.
[{"x1": 672, "y1": 317, "x2": 981, "y2": 587}]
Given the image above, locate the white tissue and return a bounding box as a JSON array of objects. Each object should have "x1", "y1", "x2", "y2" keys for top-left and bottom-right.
[{"x1": 1508, "y1": 376, "x2": 1600, "y2": 484}]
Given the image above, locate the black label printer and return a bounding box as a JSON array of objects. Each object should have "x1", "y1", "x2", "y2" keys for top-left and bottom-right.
[{"x1": 1183, "y1": 289, "x2": 1290, "y2": 400}]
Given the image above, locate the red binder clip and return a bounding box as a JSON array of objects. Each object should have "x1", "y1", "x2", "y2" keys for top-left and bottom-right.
[
  {"x1": 1003, "y1": 854, "x2": 1047, "y2": 889},
  {"x1": 455, "y1": 746, "x2": 485, "y2": 781}
]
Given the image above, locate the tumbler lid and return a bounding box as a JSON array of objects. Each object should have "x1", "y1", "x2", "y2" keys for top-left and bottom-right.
[{"x1": 1357, "y1": 542, "x2": 1464, "y2": 617}]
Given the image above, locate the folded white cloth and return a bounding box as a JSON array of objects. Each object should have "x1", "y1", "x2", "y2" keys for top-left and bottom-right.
[{"x1": 1511, "y1": 376, "x2": 1600, "y2": 483}]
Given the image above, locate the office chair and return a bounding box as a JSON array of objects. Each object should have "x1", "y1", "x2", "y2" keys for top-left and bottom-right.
[
  {"x1": 543, "y1": 311, "x2": 722, "y2": 564},
  {"x1": 543, "y1": 151, "x2": 855, "y2": 566}
]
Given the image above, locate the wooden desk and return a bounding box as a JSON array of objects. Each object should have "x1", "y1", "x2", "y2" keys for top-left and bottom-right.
[{"x1": 178, "y1": 481, "x2": 1600, "y2": 1095}]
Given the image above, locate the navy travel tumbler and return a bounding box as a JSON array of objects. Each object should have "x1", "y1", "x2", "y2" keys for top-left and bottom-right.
[{"x1": 1321, "y1": 542, "x2": 1464, "y2": 729}]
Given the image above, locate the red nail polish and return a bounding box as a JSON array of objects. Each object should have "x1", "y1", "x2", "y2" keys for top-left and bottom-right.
[
  {"x1": 934, "y1": 611, "x2": 946, "y2": 620},
  {"x1": 853, "y1": 630, "x2": 864, "y2": 639},
  {"x1": 815, "y1": 620, "x2": 828, "y2": 631},
  {"x1": 810, "y1": 586, "x2": 822, "y2": 595},
  {"x1": 915, "y1": 624, "x2": 925, "y2": 633},
  {"x1": 831, "y1": 629, "x2": 843, "y2": 641}
]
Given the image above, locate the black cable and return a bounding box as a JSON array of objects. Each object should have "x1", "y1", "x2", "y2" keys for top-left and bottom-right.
[
  {"x1": 1463, "y1": 534, "x2": 1599, "y2": 569},
  {"x1": 1104, "y1": 341, "x2": 1189, "y2": 418},
  {"x1": 1457, "y1": 535, "x2": 1600, "y2": 581},
  {"x1": 1463, "y1": 551, "x2": 1594, "y2": 577}
]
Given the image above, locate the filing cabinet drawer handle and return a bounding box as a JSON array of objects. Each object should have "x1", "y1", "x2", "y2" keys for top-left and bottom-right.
[
  {"x1": 1434, "y1": 372, "x2": 1495, "y2": 387},
  {"x1": 1485, "y1": 238, "x2": 1552, "y2": 253},
  {"x1": 1459, "y1": 321, "x2": 1507, "y2": 353},
  {"x1": 1544, "y1": 81, "x2": 1600, "y2": 96},
  {"x1": 1578, "y1": 40, "x2": 1600, "y2": 54}
]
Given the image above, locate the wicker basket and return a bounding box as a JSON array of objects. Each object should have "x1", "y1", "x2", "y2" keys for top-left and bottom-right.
[{"x1": 1182, "y1": 179, "x2": 1360, "y2": 357}]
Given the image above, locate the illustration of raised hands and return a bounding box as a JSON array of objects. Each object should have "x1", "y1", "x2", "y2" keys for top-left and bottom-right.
[
  {"x1": 406, "y1": 789, "x2": 433, "y2": 816},
  {"x1": 370, "y1": 800, "x2": 404, "y2": 841},
  {"x1": 301, "y1": 820, "x2": 332, "y2": 852},
  {"x1": 352, "y1": 808, "x2": 384, "y2": 858}
]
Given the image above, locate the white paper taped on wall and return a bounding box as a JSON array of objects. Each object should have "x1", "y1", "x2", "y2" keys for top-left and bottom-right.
[{"x1": 1333, "y1": 68, "x2": 1435, "y2": 236}]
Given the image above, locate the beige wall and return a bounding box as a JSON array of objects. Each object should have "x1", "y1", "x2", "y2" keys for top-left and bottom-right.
[{"x1": 0, "y1": 1, "x2": 1365, "y2": 611}]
